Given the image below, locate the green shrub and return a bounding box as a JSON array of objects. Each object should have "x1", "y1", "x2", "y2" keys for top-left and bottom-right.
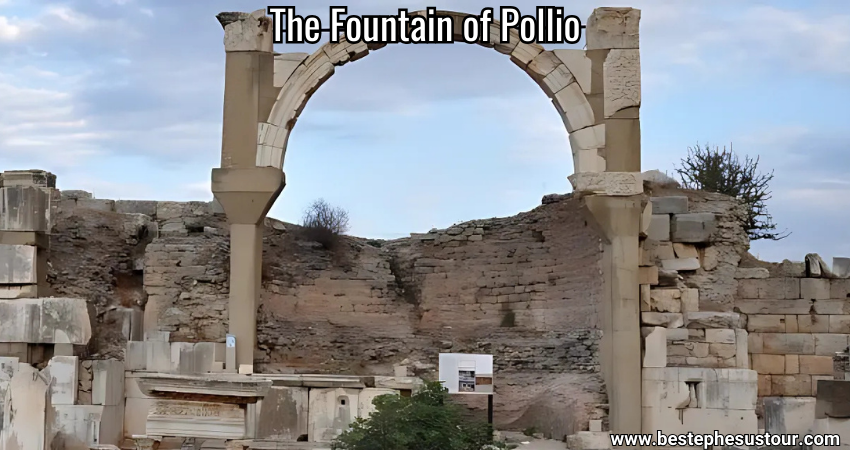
[{"x1": 332, "y1": 381, "x2": 505, "y2": 450}]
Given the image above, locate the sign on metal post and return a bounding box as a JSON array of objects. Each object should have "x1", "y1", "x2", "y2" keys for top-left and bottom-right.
[{"x1": 438, "y1": 353, "x2": 494, "y2": 395}]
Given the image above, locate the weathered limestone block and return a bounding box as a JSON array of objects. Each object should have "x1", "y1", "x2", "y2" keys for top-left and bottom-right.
[
  {"x1": 254, "y1": 386, "x2": 308, "y2": 441},
  {"x1": 670, "y1": 213, "x2": 716, "y2": 243},
  {"x1": 525, "y1": 51, "x2": 562, "y2": 82},
  {"x1": 0, "y1": 298, "x2": 92, "y2": 345},
  {"x1": 0, "y1": 244, "x2": 36, "y2": 284},
  {"x1": 146, "y1": 399, "x2": 246, "y2": 438},
  {"x1": 76, "y1": 198, "x2": 115, "y2": 212},
  {"x1": 672, "y1": 243, "x2": 698, "y2": 259},
  {"x1": 831, "y1": 316, "x2": 850, "y2": 334},
  {"x1": 0, "y1": 186, "x2": 52, "y2": 232},
  {"x1": 800, "y1": 355, "x2": 835, "y2": 375},
  {"x1": 540, "y1": 65, "x2": 576, "y2": 98},
  {"x1": 763, "y1": 397, "x2": 816, "y2": 435},
  {"x1": 510, "y1": 42, "x2": 544, "y2": 68},
  {"x1": 639, "y1": 265, "x2": 658, "y2": 285},
  {"x1": 661, "y1": 257, "x2": 700, "y2": 272},
  {"x1": 814, "y1": 334, "x2": 850, "y2": 356},
  {"x1": 753, "y1": 354, "x2": 786, "y2": 374},
  {"x1": 643, "y1": 327, "x2": 667, "y2": 368},
  {"x1": 2, "y1": 362, "x2": 50, "y2": 450},
  {"x1": 219, "y1": 10, "x2": 273, "y2": 52},
  {"x1": 834, "y1": 257, "x2": 850, "y2": 278},
  {"x1": 649, "y1": 289, "x2": 681, "y2": 313},
  {"x1": 603, "y1": 49, "x2": 640, "y2": 118},
  {"x1": 737, "y1": 329, "x2": 749, "y2": 369},
  {"x1": 813, "y1": 300, "x2": 849, "y2": 315},
  {"x1": 50, "y1": 404, "x2": 124, "y2": 449},
  {"x1": 322, "y1": 37, "x2": 369, "y2": 67},
  {"x1": 685, "y1": 312, "x2": 741, "y2": 329},
  {"x1": 568, "y1": 124, "x2": 605, "y2": 153},
  {"x1": 641, "y1": 312, "x2": 684, "y2": 328},
  {"x1": 799, "y1": 315, "x2": 830, "y2": 333},
  {"x1": 738, "y1": 278, "x2": 802, "y2": 299},
  {"x1": 270, "y1": 50, "x2": 335, "y2": 130},
  {"x1": 92, "y1": 360, "x2": 124, "y2": 406},
  {"x1": 586, "y1": 7, "x2": 640, "y2": 50},
  {"x1": 553, "y1": 82, "x2": 595, "y2": 132},
  {"x1": 647, "y1": 215, "x2": 670, "y2": 241},
  {"x1": 736, "y1": 299, "x2": 811, "y2": 315},
  {"x1": 0, "y1": 285, "x2": 38, "y2": 299},
  {"x1": 44, "y1": 356, "x2": 79, "y2": 405},
  {"x1": 735, "y1": 267, "x2": 770, "y2": 279},
  {"x1": 772, "y1": 374, "x2": 812, "y2": 396},
  {"x1": 786, "y1": 354, "x2": 800, "y2": 373},
  {"x1": 553, "y1": 49, "x2": 591, "y2": 94},
  {"x1": 705, "y1": 329, "x2": 736, "y2": 344},
  {"x1": 114, "y1": 200, "x2": 157, "y2": 216},
  {"x1": 700, "y1": 379, "x2": 758, "y2": 410},
  {"x1": 762, "y1": 333, "x2": 816, "y2": 355},
  {"x1": 568, "y1": 172, "x2": 642, "y2": 196},
  {"x1": 802, "y1": 278, "x2": 832, "y2": 300},
  {"x1": 747, "y1": 315, "x2": 787, "y2": 333},
  {"x1": 308, "y1": 388, "x2": 359, "y2": 443},
  {"x1": 650, "y1": 196, "x2": 688, "y2": 215},
  {"x1": 681, "y1": 288, "x2": 699, "y2": 313}
]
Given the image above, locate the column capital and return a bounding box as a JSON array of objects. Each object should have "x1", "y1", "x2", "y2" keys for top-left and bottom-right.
[
  {"x1": 586, "y1": 8, "x2": 641, "y2": 50},
  {"x1": 211, "y1": 167, "x2": 285, "y2": 225},
  {"x1": 217, "y1": 10, "x2": 274, "y2": 53}
]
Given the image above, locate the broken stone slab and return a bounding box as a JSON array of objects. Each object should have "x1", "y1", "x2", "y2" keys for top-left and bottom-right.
[
  {"x1": 648, "y1": 288, "x2": 681, "y2": 313},
  {"x1": 1, "y1": 170, "x2": 56, "y2": 188},
  {"x1": 568, "y1": 172, "x2": 642, "y2": 196},
  {"x1": 642, "y1": 169, "x2": 680, "y2": 187},
  {"x1": 650, "y1": 196, "x2": 688, "y2": 215},
  {"x1": 671, "y1": 213, "x2": 717, "y2": 243},
  {"x1": 685, "y1": 312, "x2": 742, "y2": 329},
  {"x1": 672, "y1": 243, "x2": 698, "y2": 259},
  {"x1": 135, "y1": 373, "x2": 272, "y2": 399},
  {"x1": 643, "y1": 327, "x2": 667, "y2": 368},
  {"x1": 661, "y1": 257, "x2": 700, "y2": 272},
  {"x1": 44, "y1": 355, "x2": 79, "y2": 405},
  {"x1": 0, "y1": 243, "x2": 36, "y2": 284},
  {"x1": 2, "y1": 362, "x2": 50, "y2": 450},
  {"x1": 0, "y1": 298, "x2": 92, "y2": 345},
  {"x1": 807, "y1": 253, "x2": 838, "y2": 278}
]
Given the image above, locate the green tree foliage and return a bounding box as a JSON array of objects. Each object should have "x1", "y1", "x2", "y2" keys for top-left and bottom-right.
[
  {"x1": 332, "y1": 381, "x2": 508, "y2": 450},
  {"x1": 675, "y1": 143, "x2": 789, "y2": 241}
]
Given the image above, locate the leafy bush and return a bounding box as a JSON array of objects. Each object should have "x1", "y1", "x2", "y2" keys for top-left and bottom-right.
[
  {"x1": 332, "y1": 381, "x2": 507, "y2": 450},
  {"x1": 675, "y1": 143, "x2": 789, "y2": 241},
  {"x1": 302, "y1": 198, "x2": 350, "y2": 249}
]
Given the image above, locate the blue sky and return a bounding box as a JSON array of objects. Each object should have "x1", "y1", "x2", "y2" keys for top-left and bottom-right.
[{"x1": 1, "y1": 0, "x2": 848, "y2": 264}]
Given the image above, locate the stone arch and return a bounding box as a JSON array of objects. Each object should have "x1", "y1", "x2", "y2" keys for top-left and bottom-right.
[{"x1": 253, "y1": 9, "x2": 624, "y2": 176}]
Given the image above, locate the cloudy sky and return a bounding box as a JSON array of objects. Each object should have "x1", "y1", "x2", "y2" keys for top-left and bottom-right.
[{"x1": 1, "y1": 0, "x2": 848, "y2": 263}]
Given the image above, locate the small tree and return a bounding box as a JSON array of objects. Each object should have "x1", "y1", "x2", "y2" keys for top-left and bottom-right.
[
  {"x1": 302, "y1": 198, "x2": 350, "y2": 249},
  {"x1": 675, "y1": 143, "x2": 789, "y2": 241},
  {"x1": 332, "y1": 381, "x2": 506, "y2": 450}
]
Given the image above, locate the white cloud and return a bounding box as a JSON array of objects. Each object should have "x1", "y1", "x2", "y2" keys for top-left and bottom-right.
[{"x1": 0, "y1": 15, "x2": 20, "y2": 41}]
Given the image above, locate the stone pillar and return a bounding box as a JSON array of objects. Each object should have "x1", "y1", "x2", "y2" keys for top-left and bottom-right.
[
  {"x1": 213, "y1": 10, "x2": 284, "y2": 370},
  {"x1": 571, "y1": 7, "x2": 643, "y2": 443}
]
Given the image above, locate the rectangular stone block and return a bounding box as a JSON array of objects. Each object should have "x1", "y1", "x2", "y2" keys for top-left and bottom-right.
[
  {"x1": 800, "y1": 355, "x2": 835, "y2": 375},
  {"x1": 753, "y1": 354, "x2": 785, "y2": 374},
  {"x1": 641, "y1": 378, "x2": 689, "y2": 409},
  {"x1": 700, "y1": 380, "x2": 758, "y2": 410},
  {"x1": 685, "y1": 312, "x2": 741, "y2": 329},
  {"x1": 650, "y1": 196, "x2": 688, "y2": 215},
  {"x1": 661, "y1": 257, "x2": 700, "y2": 271},
  {"x1": 763, "y1": 397, "x2": 817, "y2": 434},
  {"x1": 831, "y1": 316, "x2": 850, "y2": 334},
  {"x1": 799, "y1": 314, "x2": 830, "y2": 333},
  {"x1": 737, "y1": 278, "x2": 801, "y2": 299},
  {"x1": 308, "y1": 388, "x2": 360, "y2": 443},
  {"x1": 771, "y1": 374, "x2": 812, "y2": 396},
  {"x1": 642, "y1": 312, "x2": 683, "y2": 328},
  {"x1": 45, "y1": 355, "x2": 78, "y2": 405},
  {"x1": 758, "y1": 374, "x2": 772, "y2": 396},
  {"x1": 670, "y1": 213, "x2": 716, "y2": 243},
  {"x1": 0, "y1": 244, "x2": 36, "y2": 284},
  {"x1": 647, "y1": 214, "x2": 670, "y2": 241},
  {"x1": 762, "y1": 333, "x2": 815, "y2": 355},
  {"x1": 171, "y1": 342, "x2": 194, "y2": 374},
  {"x1": 736, "y1": 299, "x2": 811, "y2": 315},
  {"x1": 92, "y1": 359, "x2": 124, "y2": 406},
  {"x1": 814, "y1": 334, "x2": 850, "y2": 356},
  {"x1": 747, "y1": 315, "x2": 786, "y2": 333},
  {"x1": 145, "y1": 341, "x2": 171, "y2": 372},
  {"x1": 193, "y1": 342, "x2": 216, "y2": 374},
  {"x1": 735, "y1": 267, "x2": 770, "y2": 279},
  {"x1": 831, "y1": 279, "x2": 850, "y2": 299},
  {"x1": 802, "y1": 279, "x2": 832, "y2": 300},
  {"x1": 0, "y1": 298, "x2": 92, "y2": 345},
  {"x1": 639, "y1": 265, "x2": 658, "y2": 285},
  {"x1": 115, "y1": 200, "x2": 157, "y2": 216},
  {"x1": 124, "y1": 397, "x2": 154, "y2": 438},
  {"x1": 568, "y1": 172, "x2": 642, "y2": 196},
  {"x1": 146, "y1": 399, "x2": 246, "y2": 439},
  {"x1": 0, "y1": 186, "x2": 51, "y2": 232},
  {"x1": 786, "y1": 315, "x2": 799, "y2": 333},
  {"x1": 705, "y1": 329, "x2": 736, "y2": 344},
  {"x1": 255, "y1": 386, "x2": 309, "y2": 441},
  {"x1": 125, "y1": 341, "x2": 146, "y2": 371},
  {"x1": 813, "y1": 299, "x2": 849, "y2": 315},
  {"x1": 736, "y1": 329, "x2": 749, "y2": 369},
  {"x1": 0, "y1": 285, "x2": 37, "y2": 299},
  {"x1": 643, "y1": 327, "x2": 667, "y2": 368},
  {"x1": 76, "y1": 198, "x2": 115, "y2": 212}
]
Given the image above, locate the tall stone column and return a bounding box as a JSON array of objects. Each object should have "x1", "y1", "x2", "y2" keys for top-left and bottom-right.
[
  {"x1": 571, "y1": 7, "x2": 643, "y2": 443},
  {"x1": 213, "y1": 10, "x2": 284, "y2": 369}
]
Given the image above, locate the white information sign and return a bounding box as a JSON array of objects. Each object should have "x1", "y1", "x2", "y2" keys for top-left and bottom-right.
[
  {"x1": 438, "y1": 353, "x2": 494, "y2": 395},
  {"x1": 226, "y1": 334, "x2": 236, "y2": 348}
]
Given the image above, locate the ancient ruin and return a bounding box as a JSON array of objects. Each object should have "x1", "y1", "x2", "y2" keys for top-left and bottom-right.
[{"x1": 1, "y1": 5, "x2": 849, "y2": 450}]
